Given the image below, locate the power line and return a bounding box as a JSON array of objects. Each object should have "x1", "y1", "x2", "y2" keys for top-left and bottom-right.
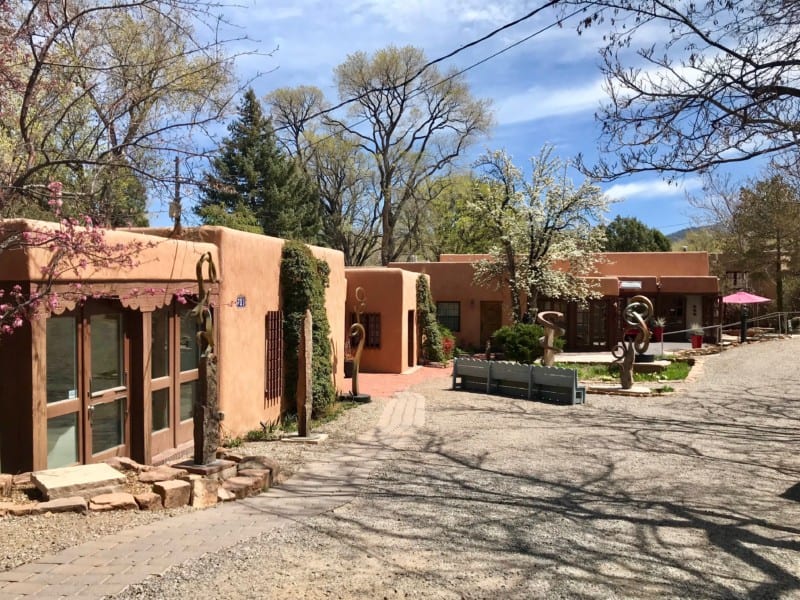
[{"x1": 270, "y1": 0, "x2": 568, "y2": 136}]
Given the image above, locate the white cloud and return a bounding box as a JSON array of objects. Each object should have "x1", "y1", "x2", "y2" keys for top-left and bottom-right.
[
  {"x1": 495, "y1": 79, "x2": 606, "y2": 124},
  {"x1": 604, "y1": 177, "x2": 702, "y2": 201}
]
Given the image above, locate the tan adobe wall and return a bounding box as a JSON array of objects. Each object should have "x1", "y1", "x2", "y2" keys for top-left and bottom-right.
[
  {"x1": 389, "y1": 261, "x2": 514, "y2": 350},
  {"x1": 0, "y1": 220, "x2": 217, "y2": 283},
  {"x1": 344, "y1": 268, "x2": 417, "y2": 374},
  {"x1": 590, "y1": 252, "x2": 711, "y2": 277},
  {"x1": 440, "y1": 251, "x2": 712, "y2": 277},
  {"x1": 193, "y1": 227, "x2": 346, "y2": 435}
]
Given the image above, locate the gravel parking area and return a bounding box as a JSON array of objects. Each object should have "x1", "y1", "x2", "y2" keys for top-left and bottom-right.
[{"x1": 116, "y1": 339, "x2": 800, "y2": 599}]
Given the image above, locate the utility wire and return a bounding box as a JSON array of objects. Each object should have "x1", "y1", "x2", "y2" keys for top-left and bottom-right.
[{"x1": 271, "y1": 0, "x2": 568, "y2": 136}]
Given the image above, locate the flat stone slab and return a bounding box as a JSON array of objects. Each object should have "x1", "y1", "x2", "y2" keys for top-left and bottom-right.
[
  {"x1": 586, "y1": 384, "x2": 653, "y2": 396},
  {"x1": 153, "y1": 479, "x2": 191, "y2": 509},
  {"x1": 89, "y1": 492, "x2": 138, "y2": 512},
  {"x1": 237, "y1": 456, "x2": 280, "y2": 479},
  {"x1": 221, "y1": 476, "x2": 256, "y2": 499},
  {"x1": 134, "y1": 491, "x2": 163, "y2": 511},
  {"x1": 138, "y1": 465, "x2": 188, "y2": 484},
  {"x1": 31, "y1": 464, "x2": 126, "y2": 501},
  {"x1": 280, "y1": 432, "x2": 329, "y2": 444},
  {"x1": 173, "y1": 459, "x2": 237, "y2": 480},
  {"x1": 0, "y1": 474, "x2": 12, "y2": 497}
]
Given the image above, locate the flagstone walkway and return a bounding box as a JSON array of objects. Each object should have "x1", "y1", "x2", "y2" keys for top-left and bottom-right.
[{"x1": 0, "y1": 391, "x2": 428, "y2": 600}]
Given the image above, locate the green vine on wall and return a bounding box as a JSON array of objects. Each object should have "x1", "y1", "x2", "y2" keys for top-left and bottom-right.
[
  {"x1": 416, "y1": 274, "x2": 445, "y2": 363},
  {"x1": 280, "y1": 241, "x2": 335, "y2": 417}
]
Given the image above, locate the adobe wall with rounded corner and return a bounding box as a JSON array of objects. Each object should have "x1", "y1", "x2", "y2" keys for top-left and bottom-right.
[{"x1": 344, "y1": 268, "x2": 417, "y2": 375}]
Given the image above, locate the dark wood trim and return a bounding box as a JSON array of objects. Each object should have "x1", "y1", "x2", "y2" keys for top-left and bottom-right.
[{"x1": 0, "y1": 298, "x2": 35, "y2": 473}]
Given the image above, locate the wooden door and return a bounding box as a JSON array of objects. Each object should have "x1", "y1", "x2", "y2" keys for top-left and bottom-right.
[
  {"x1": 84, "y1": 309, "x2": 130, "y2": 462},
  {"x1": 480, "y1": 301, "x2": 503, "y2": 349}
]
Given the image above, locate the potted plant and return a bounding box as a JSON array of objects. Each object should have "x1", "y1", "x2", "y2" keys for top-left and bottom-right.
[
  {"x1": 689, "y1": 322, "x2": 704, "y2": 348},
  {"x1": 652, "y1": 316, "x2": 666, "y2": 342}
]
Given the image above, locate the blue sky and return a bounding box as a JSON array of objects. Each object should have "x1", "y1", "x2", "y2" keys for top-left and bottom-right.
[{"x1": 175, "y1": 0, "x2": 740, "y2": 235}]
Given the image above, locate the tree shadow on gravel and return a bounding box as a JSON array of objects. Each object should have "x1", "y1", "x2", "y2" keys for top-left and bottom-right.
[{"x1": 289, "y1": 379, "x2": 800, "y2": 599}]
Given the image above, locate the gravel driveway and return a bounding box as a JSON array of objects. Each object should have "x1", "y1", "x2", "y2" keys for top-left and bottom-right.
[{"x1": 115, "y1": 338, "x2": 800, "y2": 600}]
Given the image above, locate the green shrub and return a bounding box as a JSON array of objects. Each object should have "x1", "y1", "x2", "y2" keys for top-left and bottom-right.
[
  {"x1": 280, "y1": 241, "x2": 335, "y2": 417},
  {"x1": 492, "y1": 322, "x2": 564, "y2": 364},
  {"x1": 416, "y1": 275, "x2": 445, "y2": 362}
]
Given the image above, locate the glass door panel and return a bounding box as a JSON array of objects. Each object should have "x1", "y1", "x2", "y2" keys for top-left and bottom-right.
[
  {"x1": 152, "y1": 388, "x2": 170, "y2": 432},
  {"x1": 47, "y1": 316, "x2": 77, "y2": 403},
  {"x1": 86, "y1": 310, "x2": 128, "y2": 460},
  {"x1": 47, "y1": 413, "x2": 79, "y2": 468},
  {"x1": 90, "y1": 397, "x2": 126, "y2": 454},
  {"x1": 90, "y1": 313, "x2": 123, "y2": 393},
  {"x1": 46, "y1": 315, "x2": 80, "y2": 467}
]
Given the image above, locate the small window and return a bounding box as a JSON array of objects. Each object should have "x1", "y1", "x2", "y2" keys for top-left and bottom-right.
[
  {"x1": 354, "y1": 313, "x2": 381, "y2": 349},
  {"x1": 436, "y1": 302, "x2": 460, "y2": 332}
]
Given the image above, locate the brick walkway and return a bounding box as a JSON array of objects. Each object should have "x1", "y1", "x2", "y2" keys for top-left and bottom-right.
[{"x1": 0, "y1": 390, "x2": 432, "y2": 600}]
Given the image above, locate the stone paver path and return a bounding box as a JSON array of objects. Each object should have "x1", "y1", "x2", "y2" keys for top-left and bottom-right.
[{"x1": 0, "y1": 392, "x2": 427, "y2": 600}]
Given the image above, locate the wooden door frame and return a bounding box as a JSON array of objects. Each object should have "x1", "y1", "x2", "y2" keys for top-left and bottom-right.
[{"x1": 82, "y1": 304, "x2": 131, "y2": 463}]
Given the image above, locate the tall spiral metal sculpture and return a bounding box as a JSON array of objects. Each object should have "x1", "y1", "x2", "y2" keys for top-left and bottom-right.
[
  {"x1": 537, "y1": 310, "x2": 565, "y2": 366},
  {"x1": 611, "y1": 295, "x2": 653, "y2": 389},
  {"x1": 349, "y1": 287, "x2": 367, "y2": 398}
]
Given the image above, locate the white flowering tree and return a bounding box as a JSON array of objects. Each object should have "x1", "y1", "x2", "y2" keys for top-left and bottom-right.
[{"x1": 470, "y1": 147, "x2": 609, "y2": 322}]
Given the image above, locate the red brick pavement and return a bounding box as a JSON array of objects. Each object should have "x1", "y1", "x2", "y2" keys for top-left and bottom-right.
[{"x1": 343, "y1": 365, "x2": 451, "y2": 399}]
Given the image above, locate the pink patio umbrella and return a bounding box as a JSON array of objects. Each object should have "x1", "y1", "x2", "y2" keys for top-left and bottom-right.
[
  {"x1": 722, "y1": 291, "x2": 771, "y2": 342},
  {"x1": 722, "y1": 290, "x2": 771, "y2": 304}
]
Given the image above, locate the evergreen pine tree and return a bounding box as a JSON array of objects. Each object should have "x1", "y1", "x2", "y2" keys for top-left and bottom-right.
[{"x1": 197, "y1": 89, "x2": 321, "y2": 241}]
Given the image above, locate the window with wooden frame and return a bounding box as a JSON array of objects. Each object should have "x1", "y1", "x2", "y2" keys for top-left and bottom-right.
[
  {"x1": 264, "y1": 310, "x2": 283, "y2": 407},
  {"x1": 350, "y1": 312, "x2": 381, "y2": 349},
  {"x1": 436, "y1": 301, "x2": 461, "y2": 332}
]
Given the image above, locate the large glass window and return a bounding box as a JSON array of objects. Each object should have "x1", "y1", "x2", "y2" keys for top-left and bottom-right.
[
  {"x1": 46, "y1": 316, "x2": 77, "y2": 403},
  {"x1": 436, "y1": 302, "x2": 461, "y2": 332}
]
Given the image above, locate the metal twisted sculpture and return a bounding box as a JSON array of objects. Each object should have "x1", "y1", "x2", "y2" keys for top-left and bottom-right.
[
  {"x1": 537, "y1": 310, "x2": 565, "y2": 366},
  {"x1": 349, "y1": 287, "x2": 367, "y2": 398},
  {"x1": 611, "y1": 295, "x2": 653, "y2": 389}
]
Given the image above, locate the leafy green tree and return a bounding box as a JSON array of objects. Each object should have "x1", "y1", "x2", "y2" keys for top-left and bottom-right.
[
  {"x1": 602, "y1": 216, "x2": 671, "y2": 252},
  {"x1": 733, "y1": 175, "x2": 800, "y2": 313},
  {"x1": 1, "y1": 1, "x2": 239, "y2": 218},
  {"x1": 267, "y1": 87, "x2": 380, "y2": 264},
  {"x1": 280, "y1": 241, "x2": 335, "y2": 417},
  {"x1": 329, "y1": 46, "x2": 493, "y2": 265},
  {"x1": 197, "y1": 90, "x2": 321, "y2": 241},
  {"x1": 470, "y1": 147, "x2": 609, "y2": 322}
]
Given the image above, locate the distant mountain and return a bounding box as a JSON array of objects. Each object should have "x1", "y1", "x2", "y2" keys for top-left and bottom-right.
[{"x1": 666, "y1": 226, "x2": 707, "y2": 242}]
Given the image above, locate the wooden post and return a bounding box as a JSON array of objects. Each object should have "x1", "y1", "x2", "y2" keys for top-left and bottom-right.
[{"x1": 297, "y1": 309, "x2": 313, "y2": 437}]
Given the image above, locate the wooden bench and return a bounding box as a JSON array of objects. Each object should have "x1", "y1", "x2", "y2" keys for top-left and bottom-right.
[
  {"x1": 488, "y1": 361, "x2": 532, "y2": 399},
  {"x1": 452, "y1": 358, "x2": 585, "y2": 405},
  {"x1": 452, "y1": 357, "x2": 492, "y2": 393},
  {"x1": 531, "y1": 365, "x2": 586, "y2": 405}
]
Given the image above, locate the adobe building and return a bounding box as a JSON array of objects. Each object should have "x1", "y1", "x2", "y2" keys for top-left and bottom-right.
[
  {"x1": 344, "y1": 267, "x2": 420, "y2": 374},
  {"x1": 391, "y1": 252, "x2": 720, "y2": 351},
  {"x1": 0, "y1": 221, "x2": 346, "y2": 473}
]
